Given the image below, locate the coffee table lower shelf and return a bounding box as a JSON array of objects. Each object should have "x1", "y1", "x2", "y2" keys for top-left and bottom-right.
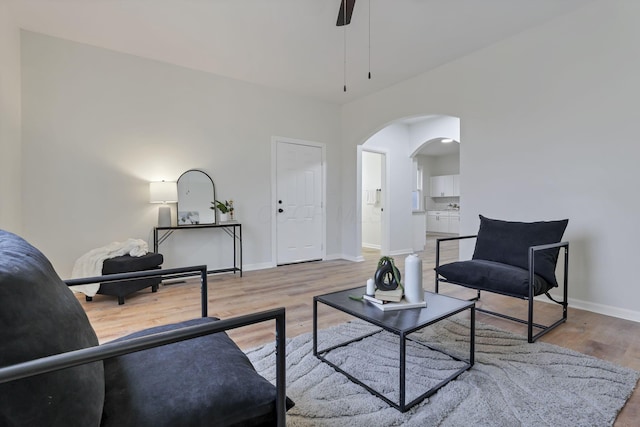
[{"x1": 313, "y1": 288, "x2": 475, "y2": 412}]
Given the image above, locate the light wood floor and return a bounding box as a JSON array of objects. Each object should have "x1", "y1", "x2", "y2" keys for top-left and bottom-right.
[{"x1": 77, "y1": 236, "x2": 639, "y2": 426}]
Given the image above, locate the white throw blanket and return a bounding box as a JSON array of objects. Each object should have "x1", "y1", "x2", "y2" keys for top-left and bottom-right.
[{"x1": 70, "y1": 239, "x2": 149, "y2": 297}]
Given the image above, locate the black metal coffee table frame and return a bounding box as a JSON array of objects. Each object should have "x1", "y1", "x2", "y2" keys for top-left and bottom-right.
[{"x1": 313, "y1": 287, "x2": 475, "y2": 412}]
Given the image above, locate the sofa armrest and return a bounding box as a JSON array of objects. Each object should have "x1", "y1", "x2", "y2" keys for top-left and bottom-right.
[
  {"x1": 435, "y1": 235, "x2": 478, "y2": 294},
  {"x1": 65, "y1": 265, "x2": 209, "y2": 317},
  {"x1": 529, "y1": 241, "x2": 569, "y2": 253},
  {"x1": 435, "y1": 235, "x2": 477, "y2": 269},
  {"x1": 0, "y1": 307, "x2": 288, "y2": 426},
  {"x1": 528, "y1": 241, "x2": 569, "y2": 299}
]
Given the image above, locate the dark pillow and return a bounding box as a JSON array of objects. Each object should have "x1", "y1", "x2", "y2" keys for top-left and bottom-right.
[
  {"x1": 0, "y1": 230, "x2": 104, "y2": 427},
  {"x1": 472, "y1": 215, "x2": 568, "y2": 287},
  {"x1": 101, "y1": 317, "x2": 293, "y2": 427}
]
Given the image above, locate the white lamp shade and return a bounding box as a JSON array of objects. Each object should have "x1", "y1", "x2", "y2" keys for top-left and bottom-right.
[{"x1": 149, "y1": 181, "x2": 178, "y2": 203}]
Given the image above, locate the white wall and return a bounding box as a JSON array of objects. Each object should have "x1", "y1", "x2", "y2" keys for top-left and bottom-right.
[
  {"x1": 428, "y1": 154, "x2": 459, "y2": 177},
  {"x1": 342, "y1": 0, "x2": 640, "y2": 321},
  {"x1": 0, "y1": 1, "x2": 22, "y2": 233},
  {"x1": 363, "y1": 124, "x2": 413, "y2": 255},
  {"x1": 21, "y1": 31, "x2": 342, "y2": 277}
]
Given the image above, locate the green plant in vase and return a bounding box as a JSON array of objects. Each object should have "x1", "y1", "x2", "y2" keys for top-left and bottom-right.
[{"x1": 211, "y1": 200, "x2": 234, "y2": 222}]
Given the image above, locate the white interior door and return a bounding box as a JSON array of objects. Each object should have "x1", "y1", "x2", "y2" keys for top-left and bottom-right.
[
  {"x1": 275, "y1": 140, "x2": 324, "y2": 265},
  {"x1": 361, "y1": 151, "x2": 383, "y2": 249},
  {"x1": 360, "y1": 148, "x2": 388, "y2": 255}
]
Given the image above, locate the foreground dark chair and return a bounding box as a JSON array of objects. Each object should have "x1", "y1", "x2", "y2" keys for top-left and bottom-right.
[
  {"x1": 0, "y1": 230, "x2": 290, "y2": 426},
  {"x1": 435, "y1": 215, "x2": 569, "y2": 343}
]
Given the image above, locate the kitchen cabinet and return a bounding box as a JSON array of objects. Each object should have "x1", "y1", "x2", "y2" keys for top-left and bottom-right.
[
  {"x1": 430, "y1": 176, "x2": 452, "y2": 198},
  {"x1": 427, "y1": 211, "x2": 450, "y2": 233},
  {"x1": 448, "y1": 213, "x2": 460, "y2": 234},
  {"x1": 430, "y1": 174, "x2": 460, "y2": 197},
  {"x1": 453, "y1": 175, "x2": 460, "y2": 197},
  {"x1": 427, "y1": 210, "x2": 459, "y2": 234}
]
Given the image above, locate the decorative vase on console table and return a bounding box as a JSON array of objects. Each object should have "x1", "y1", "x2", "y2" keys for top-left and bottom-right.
[{"x1": 212, "y1": 199, "x2": 234, "y2": 223}]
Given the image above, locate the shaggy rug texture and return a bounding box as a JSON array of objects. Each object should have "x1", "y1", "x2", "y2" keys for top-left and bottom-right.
[{"x1": 246, "y1": 317, "x2": 639, "y2": 426}]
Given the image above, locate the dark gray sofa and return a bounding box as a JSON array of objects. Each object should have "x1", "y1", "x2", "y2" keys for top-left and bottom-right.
[
  {"x1": 435, "y1": 215, "x2": 569, "y2": 343},
  {"x1": 0, "y1": 230, "x2": 291, "y2": 426}
]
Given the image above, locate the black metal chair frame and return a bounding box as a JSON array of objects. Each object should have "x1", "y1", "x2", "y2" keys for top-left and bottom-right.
[
  {"x1": 0, "y1": 265, "x2": 287, "y2": 426},
  {"x1": 435, "y1": 235, "x2": 569, "y2": 343}
]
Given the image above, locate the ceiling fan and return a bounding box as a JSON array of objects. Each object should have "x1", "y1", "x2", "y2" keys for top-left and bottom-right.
[
  {"x1": 337, "y1": 0, "x2": 369, "y2": 91},
  {"x1": 336, "y1": 0, "x2": 356, "y2": 26}
]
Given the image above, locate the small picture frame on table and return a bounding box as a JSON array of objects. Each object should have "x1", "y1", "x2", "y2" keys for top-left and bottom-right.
[{"x1": 178, "y1": 211, "x2": 200, "y2": 225}]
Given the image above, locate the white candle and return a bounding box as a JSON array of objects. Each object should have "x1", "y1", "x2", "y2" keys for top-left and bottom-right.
[{"x1": 366, "y1": 278, "x2": 375, "y2": 296}]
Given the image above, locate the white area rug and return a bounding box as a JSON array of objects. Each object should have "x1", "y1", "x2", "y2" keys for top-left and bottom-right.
[{"x1": 246, "y1": 317, "x2": 639, "y2": 426}]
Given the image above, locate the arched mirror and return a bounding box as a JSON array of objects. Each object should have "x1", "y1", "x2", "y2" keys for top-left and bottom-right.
[{"x1": 177, "y1": 169, "x2": 216, "y2": 225}]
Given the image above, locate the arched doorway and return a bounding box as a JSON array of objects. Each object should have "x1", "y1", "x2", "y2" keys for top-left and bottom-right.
[{"x1": 359, "y1": 115, "x2": 460, "y2": 257}]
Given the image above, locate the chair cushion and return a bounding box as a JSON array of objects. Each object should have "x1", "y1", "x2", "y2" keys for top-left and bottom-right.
[
  {"x1": 101, "y1": 317, "x2": 293, "y2": 427},
  {"x1": 102, "y1": 252, "x2": 164, "y2": 274},
  {"x1": 472, "y1": 215, "x2": 568, "y2": 287},
  {"x1": 437, "y1": 259, "x2": 554, "y2": 298},
  {"x1": 0, "y1": 230, "x2": 104, "y2": 427}
]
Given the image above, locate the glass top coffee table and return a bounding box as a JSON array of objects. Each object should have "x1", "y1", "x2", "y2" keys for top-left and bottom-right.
[{"x1": 313, "y1": 287, "x2": 475, "y2": 412}]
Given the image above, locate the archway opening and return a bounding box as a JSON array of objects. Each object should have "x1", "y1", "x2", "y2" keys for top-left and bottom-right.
[{"x1": 359, "y1": 115, "x2": 460, "y2": 257}]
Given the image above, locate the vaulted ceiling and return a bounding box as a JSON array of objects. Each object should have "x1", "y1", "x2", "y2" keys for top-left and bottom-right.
[{"x1": 8, "y1": 0, "x2": 593, "y2": 104}]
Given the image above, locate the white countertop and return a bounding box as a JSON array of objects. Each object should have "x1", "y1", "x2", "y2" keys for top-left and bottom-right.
[{"x1": 427, "y1": 210, "x2": 460, "y2": 216}]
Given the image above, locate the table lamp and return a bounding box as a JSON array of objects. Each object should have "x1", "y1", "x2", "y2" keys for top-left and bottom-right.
[{"x1": 149, "y1": 181, "x2": 178, "y2": 227}]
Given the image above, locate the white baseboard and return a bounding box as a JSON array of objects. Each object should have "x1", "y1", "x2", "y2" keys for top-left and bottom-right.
[
  {"x1": 567, "y1": 297, "x2": 640, "y2": 323},
  {"x1": 540, "y1": 293, "x2": 640, "y2": 323},
  {"x1": 389, "y1": 248, "x2": 414, "y2": 257},
  {"x1": 362, "y1": 243, "x2": 381, "y2": 250},
  {"x1": 326, "y1": 252, "x2": 364, "y2": 262},
  {"x1": 243, "y1": 261, "x2": 274, "y2": 271}
]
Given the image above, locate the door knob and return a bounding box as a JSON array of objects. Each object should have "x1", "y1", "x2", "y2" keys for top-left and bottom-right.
[{"x1": 278, "y1": 208, "x2": 284, "y2": 213}]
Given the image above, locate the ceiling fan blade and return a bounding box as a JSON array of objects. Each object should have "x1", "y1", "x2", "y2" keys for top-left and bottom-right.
[{"x1": 336, "y1": 0, "x2": 356, "y2": 26}]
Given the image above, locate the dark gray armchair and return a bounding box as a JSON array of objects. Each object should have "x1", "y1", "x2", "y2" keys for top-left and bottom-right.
[
  {"x1": 435, "y1": 215, "x2": 569, "y2": 343},
  {"x1": 0, "y1": 230, "x2": 291, "y2": 426}
]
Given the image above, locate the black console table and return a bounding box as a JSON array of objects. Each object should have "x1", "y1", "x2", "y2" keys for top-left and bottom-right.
[{"x1": 153, "y1": 223, "x2": 242, "y2": 277}]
